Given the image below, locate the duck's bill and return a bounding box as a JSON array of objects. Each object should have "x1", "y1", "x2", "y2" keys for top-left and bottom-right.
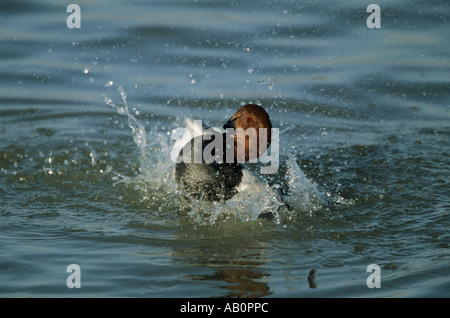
[{"x1": 223, "y1": 117, "x2": 237, "y2": 129}]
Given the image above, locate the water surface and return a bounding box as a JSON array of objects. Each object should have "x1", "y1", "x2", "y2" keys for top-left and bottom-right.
[{"x1": 0, "y1": 0, "x2": 449, "y2": 298}]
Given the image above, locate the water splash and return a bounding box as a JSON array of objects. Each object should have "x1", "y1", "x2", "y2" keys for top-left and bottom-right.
[
  {"x1": 281, "y1": 154, "x2": 324, "y2": 220},
  {"x1": 104, "y1": 86, "x2": 323, "y2": 227},
  {"x1": 103, "y1": 86, "x2": 176, "y2": 200},
  {"x1": 104, "y1": 86, "x2": 147, "y2": 150}
]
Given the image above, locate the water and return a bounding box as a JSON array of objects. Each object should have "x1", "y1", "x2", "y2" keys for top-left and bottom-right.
[{"x1": 1, "y1": 0, "x2": 449, "y2": 298}]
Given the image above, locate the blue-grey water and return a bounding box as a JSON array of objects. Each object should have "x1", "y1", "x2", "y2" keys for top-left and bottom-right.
[{"x1": 0, "y1": 0, "x2": 449, "y2": 298}]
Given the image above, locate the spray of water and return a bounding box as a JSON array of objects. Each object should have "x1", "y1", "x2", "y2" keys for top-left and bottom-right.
[{"x1": 104, "y1": 86, "x2": 323, "y2": 227}]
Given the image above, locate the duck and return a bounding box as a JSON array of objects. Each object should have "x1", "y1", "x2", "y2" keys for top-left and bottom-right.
[{"x1": 174, "y1": 104, "x2": 279, "y2": 219}]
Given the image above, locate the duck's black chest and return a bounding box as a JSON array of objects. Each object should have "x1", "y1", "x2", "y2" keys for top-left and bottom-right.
[{"x1": 175, "y1": 135, "x2": 243, "y2": 202}]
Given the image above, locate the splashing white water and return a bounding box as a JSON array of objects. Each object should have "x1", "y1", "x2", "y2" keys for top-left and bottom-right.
[
  {"x1": 104, "y1": 86, "x2": 147, "y2": 150},
  {"x1": 283, "y1": 154, "x2": 324, "y2": 216},
  {"x1": 103, "y1": 86, "x2": 175, "y2": 194},
  {"x1": 104, "y1": 86, "x2": 323, "y2": 226}
]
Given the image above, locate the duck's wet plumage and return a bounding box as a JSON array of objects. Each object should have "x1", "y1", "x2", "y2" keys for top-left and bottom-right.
[
  {"x1": 174, "y1": 104, "x2": 272, "y2": 204},
  {"x1": 175, "y1": 135, "x2": 243, "y2": 202}
]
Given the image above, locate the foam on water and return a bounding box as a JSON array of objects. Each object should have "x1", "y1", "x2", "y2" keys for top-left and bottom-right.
[{"x1": 104, "y1": 86, "x2": 324, "y2": 226}]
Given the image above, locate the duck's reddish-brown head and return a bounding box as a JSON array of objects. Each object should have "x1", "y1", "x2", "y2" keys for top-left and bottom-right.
[{"x1": 223, "y1": 104, "x2": 272, "y2": 163}]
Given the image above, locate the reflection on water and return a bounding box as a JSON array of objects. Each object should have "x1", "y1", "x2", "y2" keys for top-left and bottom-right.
[
  {"x1": 194, "y1": 268, "x2": 271, "y2": 298},
  {"x1": 177, "y1": 246, "x2": 272, "y2": 298}
]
